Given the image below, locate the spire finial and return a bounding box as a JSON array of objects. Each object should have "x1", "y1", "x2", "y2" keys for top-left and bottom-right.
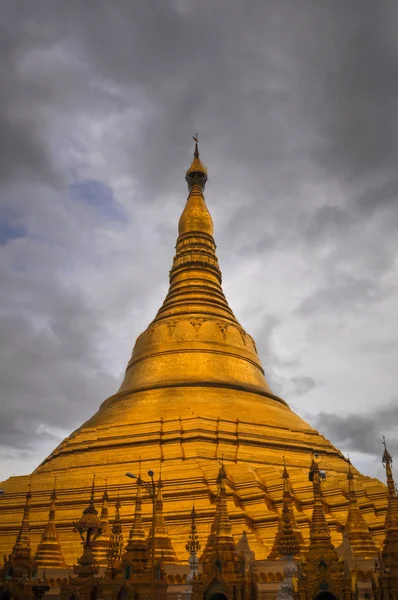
[
  {"x1": 186, "y1": 497, "x2": 201, "y2": 554},
  {"x1": 347, "y1": 456, "x2": 354, "y2": 481},
  {"x1": 282, "y1": 455, "x2": 289, "y2": 480},
  {"x1": 193, "y1": 133, "x2": 199, "y2": 158},
  {"x1": 102, "y1": 478, "x2": 109, "y2": 502},
  {"x1": 383, "y1": 436, "x2": 393, "y2": 466},
  {"x1": 382, "y1": 437, "x2": 396, "y2": 500},
  {"x1": 51, "y1": 477, "x2": 57, "y2": 502},
  {"x1": 185, "y1": 133, "x2": 208, "y2": 191}
]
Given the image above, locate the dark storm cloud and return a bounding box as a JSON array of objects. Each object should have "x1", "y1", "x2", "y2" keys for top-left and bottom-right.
[
  {"x1": 0, "y1": 0, "x2": 397, "y2": 477},
  {"x1": 316, "y1": 401, "x2": 398, "y2": 458},
  {"x1": 0, "y1": 32, "x2": 56, "y2": 186}
]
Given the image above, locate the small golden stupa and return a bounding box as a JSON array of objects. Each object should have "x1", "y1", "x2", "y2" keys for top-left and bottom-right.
[{"x1": 0, "y1": 138, "x2": 390, "y2": 568}]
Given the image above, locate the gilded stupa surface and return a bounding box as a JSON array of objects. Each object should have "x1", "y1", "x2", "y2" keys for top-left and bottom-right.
[{"x1": 0, "y1": 140, "x2": 390, "y2": 569}]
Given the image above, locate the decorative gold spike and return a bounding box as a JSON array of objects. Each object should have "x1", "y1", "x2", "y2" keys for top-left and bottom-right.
[
  {"x1": 0, "y1": 482, "x2": 37, "y2": 581},
  {"x1": 92, "y1": 478, "x2": 111, "y2": 566},
  {"x1": 186, "y1": 501, "x2": 201, "y2": 555},
  {"x1": 12, "y1": 486, "x2": 32, "y2": 559},
  {"x1": 72, "y1": 477, "x2": 102, "y2": 578},
  {"x1": 74, "y1": 476, "x2": 102, "y2": 548},
  {"x1": 308, "y1": 454, "x2": 333, "y2": 549},
  {"x1": 107, "y1": 494, "x2": 124, "y2": 572},
  {"x1": 343, "y1": 458, "x2": 378, "y2": 559},
  {"x1": 122, "y1": 475, "x2": 149, "y2": 575},
  {"x1": 35, "y1": 481, "x2": 68, "y2": 569},
  {"x1": 147, "y1": 476, "x2": 179, "y2": 564},
  {"x1": 200, "y1": 463, "x2": 243, "y2": 586},
  {"x1": 268, "y1": 458, "x2": 305, "y2": 559}
]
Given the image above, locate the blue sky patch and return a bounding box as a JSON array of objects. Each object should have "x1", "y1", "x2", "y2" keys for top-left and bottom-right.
[
  {"x1": 0, "y1": 207, "x2": 27, "y2": 245},
  {"x1": 69, "y1": 179, "x2": 127, "y2": 222}
]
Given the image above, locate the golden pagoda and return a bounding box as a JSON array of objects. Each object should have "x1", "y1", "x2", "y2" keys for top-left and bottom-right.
[{"x1": 0, "y1": 137, "x2": 389, "y2": 570}]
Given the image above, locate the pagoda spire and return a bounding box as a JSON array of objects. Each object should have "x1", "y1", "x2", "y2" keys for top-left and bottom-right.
[
  {"x1": 147, "y1": 474, "x2": 179, "y2": 564},
  {"x1": 194, "y1": 464, "x2": 247, "y2": 598},
  {"x1": 122, "y1": 473, "x2": 149, "y2": 575},
  {"x1": 212, "y1": 463, "x2": 232, "y2": 538},
  {"x1": 186, "y1": 501, "x2": 201, "y2": 582},
  {"x1": 107, "y1": 494, "x2": 124, "y2": 573},
  {"x1": 0, "y1": 479, "x2": 37, "y2": 582},
  {"x1": 268, "y1": 458, "x2": 304, "y2": 559},
  {"x1": 343, "y1": 459, "x2": 378, "y2": 559},
  {"x1": 383, "y1": 437, "x2": 397, "y2": 504},
  {"x1": 160, "y1": 135, "x2": 229, "y2": 315},
  {"x1": 381, "y1": 438, "x2": 398, "y2": 577},
  {"x1": 201, "y1": 462, "x2": 233, "y2": 562},
  {"x1": 308, "y1": 454, "x2": 334, "y2": 552},
  {"x1": 200, "y1": 463, "x2": 241, "y2": 580},
  {"x1": 73, "y1": 475, "x2": 103, "y2": 578},
  {"x1": 296, "y1": 455, "x2": 345, "y2": 597},
  {"x1": 117, "y1": 135, "x2": 276, "y2": 416},
  {"x1": 12, "y1": 480, "x2": 32, "y2": 561},
  {"x1": 35, "y1": 480, "x2": 68, "y2": 568},
  {"x1": 92, "y1": 479, "x2": 111, "y2": 565},
  {"x1": 154, "y1": 135, "x2": 242, "y2": 323},
  {"x1": 129, "y1": 474, "x2": 146, "y2": 543}
]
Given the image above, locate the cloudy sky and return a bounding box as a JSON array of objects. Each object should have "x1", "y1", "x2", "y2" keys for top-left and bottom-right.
[{"x1": 1, "y1": 0, "x2": 397, "y2": 482}]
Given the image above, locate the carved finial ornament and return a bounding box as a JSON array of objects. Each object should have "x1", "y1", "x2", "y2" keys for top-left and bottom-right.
[{"x1": 185, "y1": 133, "x2": 208, "y2": 190}]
